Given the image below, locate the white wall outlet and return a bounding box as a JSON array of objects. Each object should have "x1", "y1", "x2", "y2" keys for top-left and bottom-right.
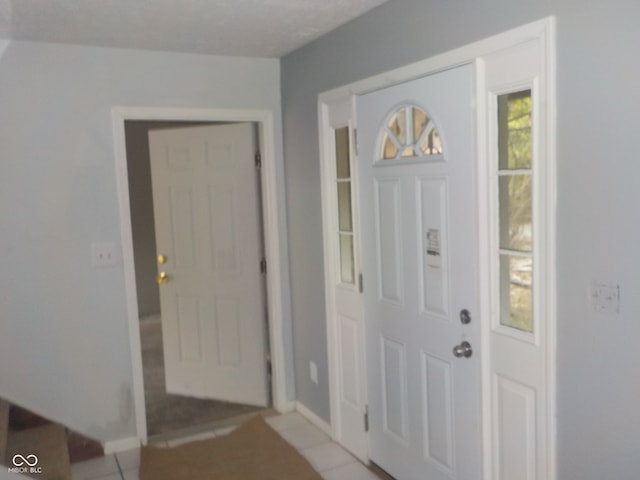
[
  {"x1": 91, "y1": 242, "x2": 121, "y2": 268},
  {"x1": 589, "y1": 281, "x2": 620, "y2": 314},
  {"x1": 310, "y1": 361, "x2": 318, "y2": 384}
]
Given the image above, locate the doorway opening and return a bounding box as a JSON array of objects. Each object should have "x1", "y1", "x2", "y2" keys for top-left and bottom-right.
[
  {"x1": 124, "y1": 121, "x2": 267, "y2": 438},
  {"x1": 113, "y1": 106, "x2": 293, "y2": 447}
]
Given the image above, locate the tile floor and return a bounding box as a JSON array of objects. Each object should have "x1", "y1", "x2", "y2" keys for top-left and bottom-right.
[{"x1": 71, "y1": 412, "x2": 382, "y2": 480}]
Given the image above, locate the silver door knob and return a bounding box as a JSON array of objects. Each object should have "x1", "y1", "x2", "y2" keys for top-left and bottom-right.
[{"x1": 452, "y1": 341, "x2": 473, "y2": 358}]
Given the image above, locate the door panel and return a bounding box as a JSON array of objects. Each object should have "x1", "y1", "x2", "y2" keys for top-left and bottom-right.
[
  {"x1": 323, "y1": 101, "x2": 369, "y2": 462},
  {"x1": 149, "y1": 123, "x2": 268, "y2": 407},
  {"x1": 421, "y1": 352, "x2": 454, "y2": 472},
  {"x1": 380, "y1": 336, "x2": 409, "y2": 441},
  {"x1": 375, "y1": 178, "x2": 403, "y2": 304},
  {"x1": 418, "y1": 177, "x2": 449, "y2": 317},
  {"x1": 494, "y1": 374, "x2": 536, "y2": 480},
  {"x1": 358, "y1": 65, "x2": 480, "y2": 479}
]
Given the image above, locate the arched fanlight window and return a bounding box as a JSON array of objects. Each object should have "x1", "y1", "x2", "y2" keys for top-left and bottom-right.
[{"x1": 379, "y1": 105, "x2": 443, "y2": 160}]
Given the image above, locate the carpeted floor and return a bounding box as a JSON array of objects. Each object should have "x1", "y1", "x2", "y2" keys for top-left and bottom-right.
[{"x1": 140, "y1": 315, "x2": 262, "y2": 436}]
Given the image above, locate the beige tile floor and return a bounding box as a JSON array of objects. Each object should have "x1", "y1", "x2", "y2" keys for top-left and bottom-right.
[{"x1": 71, "y1": 412, "x2": 382, "y2": 480}]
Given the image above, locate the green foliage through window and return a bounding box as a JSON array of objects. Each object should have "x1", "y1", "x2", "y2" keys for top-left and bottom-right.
[{"x1": 498, "y1": 90, "x2": 533, "y2": 333}]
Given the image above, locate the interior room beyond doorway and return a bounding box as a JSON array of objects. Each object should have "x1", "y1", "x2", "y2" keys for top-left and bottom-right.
[{"x1": 124, "y1": 120, "x2": 266, "y2": 437}]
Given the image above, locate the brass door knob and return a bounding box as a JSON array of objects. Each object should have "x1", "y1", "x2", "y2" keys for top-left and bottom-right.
[{"x1": 156, "y1": 272, "x2": 169, "y2": 284}]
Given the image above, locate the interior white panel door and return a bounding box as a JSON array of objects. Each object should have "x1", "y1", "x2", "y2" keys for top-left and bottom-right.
[
  {"x1": 149, "y1": 123, "x2": 268, "y2": 407},
  {"x1": 357, "y1": 65, "x2": 481, "y2": 479}
]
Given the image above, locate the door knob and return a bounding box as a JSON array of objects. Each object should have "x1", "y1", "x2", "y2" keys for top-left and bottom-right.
[
  {"x1": 452, "y1": 341, "x2": 473, "y2": 358},
  {"x1": 156, "y1": 272, "x2": 169, "y2": 284}
]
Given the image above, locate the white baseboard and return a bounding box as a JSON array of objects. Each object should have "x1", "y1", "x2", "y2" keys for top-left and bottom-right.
[
  {"x1": 274, "y1": 400, "x2": 296, "y2": 414},
  {"x1": 103, "y1": 436, "x2": 140, "y2": 454},
  {"x1": 295, "y1": 401, "x2": 331, "y2": 436}
]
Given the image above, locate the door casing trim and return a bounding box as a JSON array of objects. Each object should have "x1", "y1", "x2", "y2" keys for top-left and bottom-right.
[
  {"x1": 112, "y1": 107, "x2": 294, "y2": 444},
  {"x1": 318, "y1": 17, "x2": 556, "y2": 479}
]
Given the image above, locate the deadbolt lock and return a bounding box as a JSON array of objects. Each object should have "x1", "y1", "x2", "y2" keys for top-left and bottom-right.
[{"x1": 157, "y1": 254, "x2": 167, "y2": 265}]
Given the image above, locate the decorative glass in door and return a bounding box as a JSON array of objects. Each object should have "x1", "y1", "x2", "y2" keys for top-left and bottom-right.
[{"x1": 379, "y1": 105, "x2": 442, "y2": 160}]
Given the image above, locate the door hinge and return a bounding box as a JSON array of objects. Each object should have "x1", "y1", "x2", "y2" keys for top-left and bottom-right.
[
  {"x1": 353, "y1": 128, "x2": 359, "y2": 156},
  {"x1": 255, "y1": 151, "x2": 262, "y2": 169},
  {"x1": 260, "y1": 257, "x2": 267, "y2": 274},
  {"x1": 364, "y1": 405, "x2": 369, "y2": 432},
  {"x1": 266, "y1": 357, "x2": 272, "y2": 376},
  {"x1": 358, "y1": 273, "x2": 363, "y2": 293}
]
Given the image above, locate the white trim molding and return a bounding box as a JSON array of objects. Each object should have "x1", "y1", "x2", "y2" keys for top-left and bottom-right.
[
  {"x1": 111, "y1": 107, "x2": 294, "y2": 444},
  {"x1": 318, "y1": 17, "x2": 556, "y2": 480}
]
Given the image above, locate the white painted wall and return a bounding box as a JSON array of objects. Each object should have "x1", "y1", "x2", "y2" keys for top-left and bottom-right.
[
  {"x1": 281, "y1": 0, "x2": 640, "y2": 477},
  {"x1": 0, "y1": 40, "x2": 291, "y2": 443}
]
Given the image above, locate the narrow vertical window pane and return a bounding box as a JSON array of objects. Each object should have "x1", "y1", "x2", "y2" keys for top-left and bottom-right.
[
  {"x1": 388, "y1": 109, "x2": 407, "y2": 145},
  {"x1": 339, "y1": 234, "x2": 355, "y2": 284},
  {"x1": 498, "y1": 90, "x2": 532, "y2": 170},
  {"x1": 499, "y1": 255, "x2": 533, "y2": 332},
  {"x1": 498, "y1": 89, "x2": 534, "y2": 334},
  {"x1": 412, "y1": 107, "x2": 428, "y2": 144},
  {"x1": 336, "y1": 125, "x2": 355, "y2": 285},
  {"x1": 421, "y1": 128, "x2": 442, "y2": 155},
  {"x1": 335, "y1": 127, "x2": 350, "y2": 179},
  {"x1": 337, "y1": 182, "x2": 353, "y2": 231},
  {"x1": 381, "y1": 133, "x2": 399, "y2": 159},
  {"x1": 499, "y1": 175, "x2": 532, "y2": 251}
]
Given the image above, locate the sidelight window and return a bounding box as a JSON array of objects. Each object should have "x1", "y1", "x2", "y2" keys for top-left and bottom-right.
[
  {"x1": 335, "y1": 127, "x2": 355, "y2": 284},
  {"x1": 497, "y1": 90, "x2": 533, "y2": 333}
]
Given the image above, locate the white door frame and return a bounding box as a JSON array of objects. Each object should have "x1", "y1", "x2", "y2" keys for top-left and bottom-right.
[
  {"x1": 319, "y1": 17, "x2": 556, "y2": 479},
  {"x1": 112, "y1": 107, "x2": 293, "y2": 444}
]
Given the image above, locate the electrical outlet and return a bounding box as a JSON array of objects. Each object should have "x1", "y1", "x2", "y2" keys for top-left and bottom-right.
[
  {"x1": 589, "y1": 281, "x2": 620, "y2": 314},
  {"x1": 310, "y1": 361, "x2": 318, "y2": 384},
  {"x1": 91, "y1": 242, "x2": 120, "y2": 268}
]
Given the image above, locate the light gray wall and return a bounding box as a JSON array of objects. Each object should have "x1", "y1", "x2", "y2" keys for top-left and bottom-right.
[
  {"x1": 281, "y1": 0, "x2": 640, "y2": 477},
  {"x1": 0, "y1": 40, "x2": 286, "y2": 442}
]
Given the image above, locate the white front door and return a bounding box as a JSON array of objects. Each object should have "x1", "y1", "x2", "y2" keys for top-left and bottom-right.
[
  {"x1": 148, "y1": 123, "x2": 269, "y2": 407},
  {"x1": 357, "y1": 65, "x2": 481, "y2": 479}
]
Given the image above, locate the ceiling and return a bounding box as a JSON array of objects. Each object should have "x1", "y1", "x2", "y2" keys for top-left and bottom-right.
[{"x1": 0, "y1": 0, "x2": 388, "y2": 58}]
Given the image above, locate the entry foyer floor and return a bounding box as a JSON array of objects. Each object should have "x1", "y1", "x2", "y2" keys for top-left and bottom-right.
[{"x1": 71, "y1": 412, "x2": 385, "y2": 480}]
